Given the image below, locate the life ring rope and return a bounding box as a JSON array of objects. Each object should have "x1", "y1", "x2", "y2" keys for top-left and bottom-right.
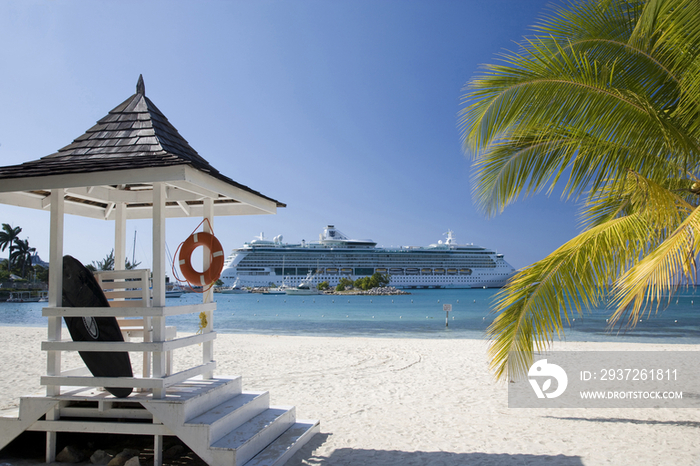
[{"x1": 172, "y1": 218, "x2": 225, "y2": 293}]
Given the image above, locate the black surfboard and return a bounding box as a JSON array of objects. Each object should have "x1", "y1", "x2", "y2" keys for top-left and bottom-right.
[{"x1": 62, "y1": 255, "x2": 133, "y2": 398}]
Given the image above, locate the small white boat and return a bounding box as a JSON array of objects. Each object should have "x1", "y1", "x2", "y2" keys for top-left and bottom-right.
[
  {"x1": 218, "y1": 278, "x2": 249, "y2": 294},
  {"x1": 165, "y1": 284, "x2": 184, "y2": 298},
  {"x1": 263, "y1": 285, "x2": 288, "y2": 295},
  {"x1": 285, "y1": 284, "x2": 319, "y2": 295},
  {"x1": 219, "y1": 286, "x2": 249, "y2": 294},
  {"x1": 285, "y1": 272, "x2": 320, "y2": 295}
]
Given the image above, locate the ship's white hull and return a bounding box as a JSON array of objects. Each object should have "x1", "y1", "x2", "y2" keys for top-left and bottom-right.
[
  {"x1": 219, "y1": 226, "x2": 516, "y2": 290},
  {"x1": 221, "y1": 267, "x2": 512, "y2": 290}
]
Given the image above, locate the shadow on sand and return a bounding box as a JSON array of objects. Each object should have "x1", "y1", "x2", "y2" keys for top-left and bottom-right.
[
  {"x1": 545, "y1": 415, "x2": 700, "y2": 429},
  {"x1": 287, "y1": 433, "x2": 584, "y2": 465}
]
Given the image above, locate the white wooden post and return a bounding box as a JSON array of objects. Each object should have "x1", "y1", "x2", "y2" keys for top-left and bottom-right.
[
  {"x1": 151, "y1": 183, "x2": 166, "y2": 466},
  {"x1": 152, "y1": 183, "x2": 167, "y2": 398},
  {"x1": 202, "y1": 197, "x2": 214, "y2": 379},
  {"x1": 114, "y1": 202, "x2": 126, "y2": 271},
  {"x1": 46, "y1": 188, "x2": 64, "y2": 463}
]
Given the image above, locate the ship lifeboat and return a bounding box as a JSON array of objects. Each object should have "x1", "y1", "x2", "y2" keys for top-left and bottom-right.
[
  {"x1": 447, "y1": 269, "x2": 458, "y2": 275},
  {"x1": 406, "y1": 268, "x2": 420, "y2": 275},
  {"x1": 434, "y1": 268, "x2": 446, "y2": 274},
  {"x1": 389, "y1": 268, "x2": 404, "y2": 275},
  {"x1": 376, "y1": 268, "x2": 388, "y2": 273},
  {"x1": 421, "y1": 268, "x2": 432, "y2": 274},
  {"x1": 460, "y1": 268, "x2": 472, "y2": 275},
  {"x1": 341, "y1": 268, "x2": 353, "y2": 274},
  {"x1": 326, "y1": 268, "x2": 339, "y2": 274}
]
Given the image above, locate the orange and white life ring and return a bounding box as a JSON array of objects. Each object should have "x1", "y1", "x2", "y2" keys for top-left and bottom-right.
[{"x1": 178, "y1": 232, "x2": 225, "y2": 286}]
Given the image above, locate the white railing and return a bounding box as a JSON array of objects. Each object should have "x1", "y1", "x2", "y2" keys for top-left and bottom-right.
[{"x1": 41, "y1": 268, "x2": 216, "y2": 399}]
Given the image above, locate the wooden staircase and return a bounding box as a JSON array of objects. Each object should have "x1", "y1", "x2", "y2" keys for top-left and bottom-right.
[{"x1": 0, "y1": 376, "x2": 319, "y2": 466}]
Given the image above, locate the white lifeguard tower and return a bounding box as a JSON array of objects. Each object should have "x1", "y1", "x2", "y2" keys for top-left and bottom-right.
[{"x1": 0, "y1": 76, "x2": 318, "y2": 465}]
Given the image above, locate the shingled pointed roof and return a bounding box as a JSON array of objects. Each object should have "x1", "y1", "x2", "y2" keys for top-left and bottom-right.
[
  {"x1": 0, "y1": 76, "x2": 284, "y2": 220},
  {"x1": 45, "y1": 75, "x2": 213, "y2": 169}
]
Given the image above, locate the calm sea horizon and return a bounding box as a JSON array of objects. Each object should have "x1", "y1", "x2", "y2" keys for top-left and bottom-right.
[{"x1": 1, "y1": 288, "x2": 700, "y2": 344}]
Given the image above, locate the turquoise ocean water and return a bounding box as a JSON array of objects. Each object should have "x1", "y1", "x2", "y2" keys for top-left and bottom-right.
[{"x1": 2, "y1": 288, "x2": 700, "y2": 344}]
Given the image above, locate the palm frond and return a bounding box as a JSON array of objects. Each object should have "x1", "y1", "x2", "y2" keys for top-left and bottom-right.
[
  {"x1": 488, "y1": 211, "x2": 651, "y2": 380},
  {"x1": 612, "y1": 205, "x2": 700, "y2": 325}
]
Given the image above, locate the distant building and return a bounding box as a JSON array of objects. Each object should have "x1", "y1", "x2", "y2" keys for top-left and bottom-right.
[{"x1": 31, "y1": 253, "x2": 49, "y2": 269}]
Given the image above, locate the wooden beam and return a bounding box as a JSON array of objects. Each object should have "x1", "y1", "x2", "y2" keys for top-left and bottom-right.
[
  {"x1": 152, "y1": 182, "x2": 167, "y2": 398},
  {"x1": 114, "y1": 203, "x2": 127, "y2": 271},
  {"x1": 29, "y1": 421, "x2": 172, "y2": 436},
  {"x1": 42, "y1": 303, "x2": 217, "y2": 317},
  {"x1": 46, "y1": 188, "x2": 64, "y2": 463},
  {"x1": 0, "y1": 188, "x2": 275, "y2": 219},
  {"x1": 0, "y1": 165, "x2": 189, "y2": 194},
  {"x1": 176, "y1": 201, "x2": 191, "y2": 216},
  {"x1": 202, "y1": 197, "x2": 214, "y2": 380},
  {"x1": 166, "y1": 186, "x2": 207, "y2": 202},
  {"x1": 110, "y1": 202, "x2": 272, "y2": 220},
  {"x1": 168, "y1": 180, "x2": 220, "y2": 202},
  {"x1": 184, "y1": 166, "x2": 279, "y2": 214},
  {"x1": 104, "y1": 203, "x2": 115, "y2": 220},
  {"x1": 42, "y1": 193, "x2": 52, "y2": 210}
]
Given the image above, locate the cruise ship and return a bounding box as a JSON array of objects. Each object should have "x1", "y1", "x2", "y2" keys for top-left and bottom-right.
[{"x1": 219, "y1": 225, "x2": 516, "y2": 290}]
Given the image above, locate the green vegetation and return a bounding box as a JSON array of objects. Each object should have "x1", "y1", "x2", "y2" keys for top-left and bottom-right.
[
  {"x1": 0, "y1": 224, "x2": 24, "y2": 274},
  {"x1": 0, "y1": 221, "x2": 143, "y2": 285},
  {"x1": 86, "y1": 249, "x2": 141, "y2": 272},
  {"x1": 335, "y1": 277, "x2": 354, "y2": 292},
  {"x1": 460, "y1": 0, "x2": 700, "y2": 380},
  {"x1": 317, "y1": 281, "x2": 330, "y2": 291},
  {"x1": 335, "y1": 273, "x2": 390, "y2": 292},
  {"x1": 354, "y1": 272, "x2": 390, "y2": 291},
  {"x1": 0, "y1": 223, "x2": 45, "y2": 283}
]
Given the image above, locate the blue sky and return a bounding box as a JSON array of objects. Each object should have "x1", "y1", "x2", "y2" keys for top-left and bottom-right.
[{"x1": 0, "y1": 0, "x2": 579, "y2": 274}]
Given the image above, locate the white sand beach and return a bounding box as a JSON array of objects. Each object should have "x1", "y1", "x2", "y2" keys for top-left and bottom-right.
[{"x1": 1, "y1": 327, "x2": 699, "y2": 465}]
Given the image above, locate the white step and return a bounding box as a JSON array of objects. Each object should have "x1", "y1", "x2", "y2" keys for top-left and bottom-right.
[
  {"x1": 178, "y1": 376, "x2": 243, "y2": 421},
  {"x1": 243, "y1": 420, "x2": 321, "y2": 466},
  {"x1": 186, "y1": 391, "x2": 270, "y2": 444},
  {"x1": 211, "y1": 406, "x2": 296, "y2": 466},
  {"x1": 0, "y1": 407, "x2": 20, "y2": 420}
]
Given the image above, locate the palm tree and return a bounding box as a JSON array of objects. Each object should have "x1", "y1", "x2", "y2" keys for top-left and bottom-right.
[
  {"x1": 92, "y1": 250, "x2": 115, "y2": 271},
  {"x1": 459, "y1": 0, "x2": 700, "y2": 380},
  {"x1": 11, "y1": 238, "x2": 35, "y2": 278},
  {"x1": 0, "y1": 224, "x2": 22, "y2": 273},
  {"x1": 90, "y1": 249, "x2": 141, "y2": 272}
]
